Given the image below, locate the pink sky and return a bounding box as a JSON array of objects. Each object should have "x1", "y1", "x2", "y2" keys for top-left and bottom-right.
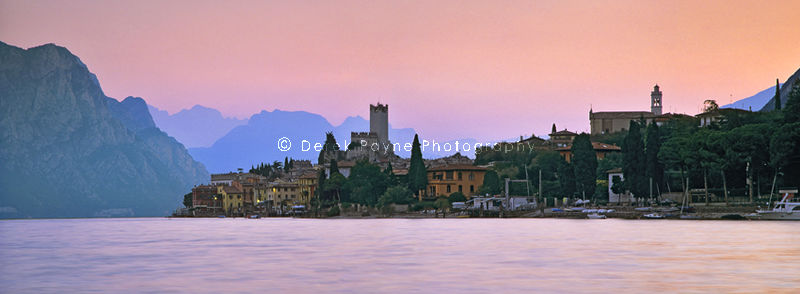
[{"x1": 2, "y1": 0, "x2": 799, "y2": 141}]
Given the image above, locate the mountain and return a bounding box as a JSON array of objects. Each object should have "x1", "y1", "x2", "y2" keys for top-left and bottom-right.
[
  {"x1": 760, "y1": 67, "x2": 800, "y2": 112},
  {"x1": 148, "y1": 104, "x2": 247, "y2": 148},
  {"x1": 188, "y1": 111, "x2": 481, "y2": 173},
  {"x1": 722, "y1": 84, "x2": 781, "y2": 111},
  {"x1": 0, "y1": 42, "x2": 208, "y2": 218}
]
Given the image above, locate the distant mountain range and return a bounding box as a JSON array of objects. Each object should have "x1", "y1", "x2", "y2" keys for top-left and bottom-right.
[
  {"x1": 148, "y1": 104, "x2": 247, "y2": 148},
  {"x1": 0, "y1": 42, "x2": 208, "y2": 218},
  {"x1": 721, "y1": 84, "x2": 780, "y2": 111},
  {"x1": 185, "y1": 109, "x2": 483, "y2": 173},
  {"x1": 723, "y1": 67, "x2": 800, "y2": 111}
]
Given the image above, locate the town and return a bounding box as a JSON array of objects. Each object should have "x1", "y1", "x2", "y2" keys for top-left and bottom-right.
[{"x1": 178, "y1": 79, "x2": 800, "y2": 220}]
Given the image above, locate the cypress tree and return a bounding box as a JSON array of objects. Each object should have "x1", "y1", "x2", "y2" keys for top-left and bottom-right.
[
  {"x1": 330, "y1": 159, "x2": 340, "y2": 175},
  {"x1": 408, "y1": 134, "x2": 427, "y2": 195},
  {"x1": 645, "y1": 123, "x2": 663, "y2": 199},
  {"x1": 481, "y1": 170, "x2": 501, "y2": 195},
  {"x1": 622, "y1": 120, "x2": 646, "y2": 199},
  {"x1": 319, "y1": 132, "x2": 339, "y2": 165},
  {"x1": 571, "y1": 133, "x2": 597, "y2": 200},
  {"x1": 775, "y1": 79, "x2": 782, "y2": 110}
]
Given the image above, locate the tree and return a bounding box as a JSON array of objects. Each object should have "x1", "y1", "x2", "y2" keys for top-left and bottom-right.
[
  {"x1": 571, "y1": 133, "x2": 597, "y2": 201},
  {"x1": 284, "y1": 157, "x2": 290, "y2": 171},
  {"x1": 183, "y1": 192, "x2": 193, "y2": 208},
  {"x1": 557, "y1": 159, "x2": 576, "y2": 199},
  {"x1": 329, "y1": 159, "x2": 340, "y2": 175},
  {"x1": 324, "y1": 172, "x2": 346, "y2": 204},
  {"x1": 774, "y1": 79, "x2": 782, "y2": 110},
  {"x1": 448, "y1": 192, "x2": 467, "y2": 203},
  {"x1": 703, "y1": 99, "x2": 720, "y2": 112},
  {"x1": 622, "y1": 120, "x2": 647, "y2": 200},
  {"x1": 783, "y1": 80, "x2": 800, "y2": 124},
  {"x1": 644, "y1": 122, "x2": 664, "y2": 198},
  {"x1": 433, "y1": 197, "x2": 450, "y2": 217},
  {"x1": 344, "y1": 160, "x2": 389, "y2": 206},
  {"x1": 408, "y1": 134, "x2": 428, "y2": 195},
  {"x1": 480, "y1": 170, "x2": 501, "y2": 195},
  {"x1": 318, "y1": 132, "x2": 340, "y2": 165}
]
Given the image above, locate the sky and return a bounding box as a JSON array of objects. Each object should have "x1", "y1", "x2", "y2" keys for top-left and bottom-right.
[{"x1": 2, "y1": 0, "x2": 799, "y2": 141}]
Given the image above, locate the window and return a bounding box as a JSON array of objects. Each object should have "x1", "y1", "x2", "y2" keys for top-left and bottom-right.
[
  {"x1": 469, "y1": 173, "x2": 474, "y2": 180},
  {"x1": 470, "y1": 185, "x2": 474, "y2": 193},
  {"x1": 458, "y1": 172, "x2": 463, "y2": 180},
  {"x1": 447, "y1": 185, "x2": 451, "y2": 193},
  {"x1": 458, "y1": 185, "x2": 463, "y2": 192},
  {"x1": 446, "y1": 171, "x2": 453, "y2": 179}
]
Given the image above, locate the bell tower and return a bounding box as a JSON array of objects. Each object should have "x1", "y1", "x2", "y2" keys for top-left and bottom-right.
[{"x1": 651, "y1": 84, "x2": 662, "y2": 115}]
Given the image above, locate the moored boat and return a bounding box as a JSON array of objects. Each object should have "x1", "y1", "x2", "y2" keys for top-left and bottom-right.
[{"x1": 754, "y1": 189, "x2": 800, "y2": 220}]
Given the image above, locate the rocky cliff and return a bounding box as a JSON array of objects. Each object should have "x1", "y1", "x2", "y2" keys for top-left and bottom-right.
[{"x1": 0, "y1": 41, "x2": 208, "y2": 218}]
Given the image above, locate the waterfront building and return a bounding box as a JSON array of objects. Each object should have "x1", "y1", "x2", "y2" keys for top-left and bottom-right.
[
  {"x1": 217, "y1": 184, "x2": 244, "y2": 215},
  {"x1": 423, "y1": 164, "x2": 487, "y2": 200},
  {"x1": 297, "y1": 172, "x2": 318, "y2": 206},
  {"x1": 210, "y1": 172, "x2": 265, "y2": 186},
  {"x1": 191, "y1": 185, "x2": 218, "y2": 208},
  {"x1": 266, "y1": 180, "x2": 301, "y2": 208}
]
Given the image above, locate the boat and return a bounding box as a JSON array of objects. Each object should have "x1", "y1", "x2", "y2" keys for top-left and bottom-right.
[
  {"x1": 587, "y1": 213, "x2": 606, "y2": 219},
  {"x1": 643, "y1": 213, "x2": 665, "y2": 219},
  {"x1": 634, "y1": 207, "x2": 652, "y2": 212},
  {"x1": 754, "y1": 189, "x2": 800, "y2": 220}
]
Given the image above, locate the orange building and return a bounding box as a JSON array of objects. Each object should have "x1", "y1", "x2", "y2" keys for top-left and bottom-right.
[{"x1": 423, "y1": 164, "x2": 487, "y2": 200}]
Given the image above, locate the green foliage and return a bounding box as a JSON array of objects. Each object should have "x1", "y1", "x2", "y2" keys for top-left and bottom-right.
[
  {"x1": 622, "y1": 120, "x2": 647, "y2": 198},
  {"x1": 326, "y1": 205, "x2": 340, "y2": 217},
  {"x1": 447, "y1": 192, "x2": 467, "y2": 203},
  {"x1": 480, "y1": 170, "x2": 501, "y2": 195},
  {"x1": 412, "y1": 201, "x2": 435, "y2": 211},
  {"x1": 571, "y1": 133, "x2": 597, "y2": 199},
  {"x1": 379, "y1": 185, "x2": 414, "y2": 208},
  {"x1": 183, "y1": 192, "x2": 193, "y2": 208},
  {"x1": 344, "y1": 160, "x2": 389, "y2": 206},
  {"x1": 775, "y1": 79, "x2": 782, "y2": 110},
  {"x1": 644, "y1": 123, "x2": 664, "y2": 192},
  {"x1": 434, "y1": 197, "x2": 451, "y2": 210},
  {"x1": 783, "y1": 81, "x2": 800, "y2": 124},
  {"x1": 324, "y1": 172, "x2": 346, "y2": 203},
  {"x1": 408, "y1": 134, "x2": 428, "y2": 195},
  {"x1": 557, "y1": 158, "x2": 576, "y2": 198},
  {"x1": 329, "y1": 159, "x2": 340, "y2": 175},
  {"x1": 318, "y1": 132, "x2": 340, "y2": 165},
  {"x1": 596, "y1": 152, "x2": 623, "y2": 180}
]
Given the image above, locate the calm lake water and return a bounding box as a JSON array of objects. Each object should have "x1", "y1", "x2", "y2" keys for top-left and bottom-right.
[{"x1": 1, "y1": 218, "x2": 798, "y2": 293}]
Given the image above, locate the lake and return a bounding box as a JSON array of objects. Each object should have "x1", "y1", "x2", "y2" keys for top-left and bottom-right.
[{"x1": 1, "y1": 218, "x2": 798, "y2": 293}]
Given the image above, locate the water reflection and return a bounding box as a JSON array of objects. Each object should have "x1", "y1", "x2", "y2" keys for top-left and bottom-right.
[{"x1": 1, "y1": 218, "x2": 798, "y2": 293}]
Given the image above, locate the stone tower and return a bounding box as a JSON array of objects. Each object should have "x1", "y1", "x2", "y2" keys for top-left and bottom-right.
[
  {"x1": 369, "y1": 103, "x2": 389, "y2": 144},
  {"x1": 651, "y1": 84, "x2": 663, "y2": 115}
]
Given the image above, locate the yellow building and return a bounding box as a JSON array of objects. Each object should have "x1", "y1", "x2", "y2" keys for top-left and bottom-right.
[
  {"x1": 424, "y1": 164, "x2": 487, "y2": 200},
  {"x1": 217, "y1": 184, "x2": 244, "y2": 215},
  {"x1": 267, "y1": 180, "x2": 301, "y2": 208},
  {"x1": 297, "y1": 172, "x2": 318, "y2": 207}
]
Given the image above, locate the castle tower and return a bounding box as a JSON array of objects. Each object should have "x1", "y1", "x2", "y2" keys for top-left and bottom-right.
[
  {"x1": 651, "y1": 84, "x2": 663, "y2": 115},
  {"x1": 369, "y1": 103, "x2": 388, "y2": 144}
]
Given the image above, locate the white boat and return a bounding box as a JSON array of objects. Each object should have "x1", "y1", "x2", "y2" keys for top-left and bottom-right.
[
  {"x1": 643, "y1": 213, "x2": 665, "y2": 219},
  {"x1": 754, "y1": 190, "x2": 800, "y2": 220},
  {"x1": 587, "y1": 213, "x2": 606, "y2": 219}
]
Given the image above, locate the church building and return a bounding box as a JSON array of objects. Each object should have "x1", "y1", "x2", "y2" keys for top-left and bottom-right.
[{"x1": 589, "y1": 85, "x2": 663, "y2": 135}]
